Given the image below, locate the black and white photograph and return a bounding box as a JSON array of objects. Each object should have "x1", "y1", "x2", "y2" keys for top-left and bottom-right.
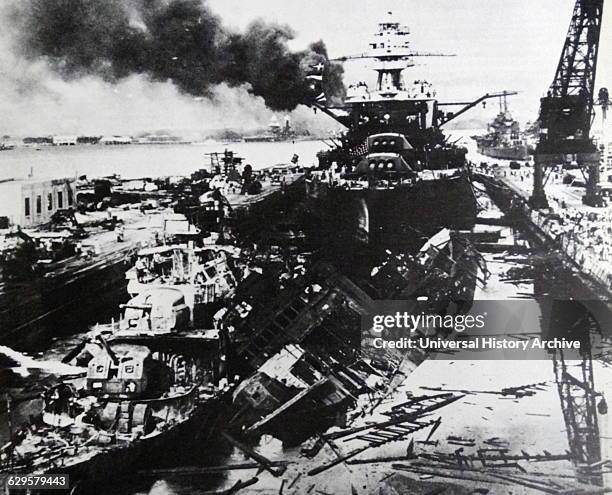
[{"x1": 0, "y1": 1, "x2": 611, "y2": 493}]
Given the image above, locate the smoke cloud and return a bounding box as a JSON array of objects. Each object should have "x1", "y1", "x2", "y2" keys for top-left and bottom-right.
[
  {"x1": 6, "y1": 0, "x2": 344, "y2": 114},
  {"x1": 0, "y1": 21, "x2": 273, "y2": 136}
]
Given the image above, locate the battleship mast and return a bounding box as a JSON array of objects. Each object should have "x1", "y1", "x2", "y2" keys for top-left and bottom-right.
[{"x1": 305, "y1": 13, "x2": 519, "y2": 137}]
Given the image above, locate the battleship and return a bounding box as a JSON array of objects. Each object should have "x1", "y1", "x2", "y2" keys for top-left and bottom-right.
[
  {"x1": 302, "y1": 13, "x2": 509, "y2": 252},
  {"x1": 473, "y1": 92, "x2": 531, "y2": 160},
  {"x1": 243, "y1": 116, "x2": 301, "y2": 143},
  {"x1": 1, "y1": 1, "x2": 611, "y2": 493}
]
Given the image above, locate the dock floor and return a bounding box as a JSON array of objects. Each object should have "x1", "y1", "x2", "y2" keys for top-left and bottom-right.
[{"x1": 479, "y1": 164, "x2": 612, "y2": 292}]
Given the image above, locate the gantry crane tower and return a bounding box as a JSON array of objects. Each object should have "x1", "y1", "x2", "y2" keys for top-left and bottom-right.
[
  {"x1": 533, "y1": 0, "x2": 608, "y2": 486},
  {"x1": 530, "y1": 0, "x2": 606, "y2": 208}
]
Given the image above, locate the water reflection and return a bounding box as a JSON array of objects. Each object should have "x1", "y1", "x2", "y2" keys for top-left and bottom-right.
[{"x1": 536, "y1": 261, "x2": 610, "y2": 487}]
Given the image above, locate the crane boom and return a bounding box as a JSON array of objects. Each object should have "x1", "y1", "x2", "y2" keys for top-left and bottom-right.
[
  {"x1": 550, "y1": 0, "x2": 603, "y2": 100},
  {"x1": 542, "y1": 0, "x2": 603, "y2": 143}
]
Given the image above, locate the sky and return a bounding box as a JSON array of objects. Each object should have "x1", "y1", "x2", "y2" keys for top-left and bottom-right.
[
  {"x1": 1, "y1": 0, "x2": 611, "y2": 135},
  {"x1": 207, "y1": 0, "x2": 612, "y2": 124}
]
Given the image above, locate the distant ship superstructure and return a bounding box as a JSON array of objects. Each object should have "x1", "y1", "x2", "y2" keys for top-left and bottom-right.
[
  {"x1": 473, "y1": 93, "x2": 530, "y2": 160},
  {"x1": 243, "y1": 116, "x2": 297, "y2": 142}
]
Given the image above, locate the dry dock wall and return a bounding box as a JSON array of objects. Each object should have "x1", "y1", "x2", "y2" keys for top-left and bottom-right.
[{"x1": 475, "y1": 172, "x2": 612, "y2": 303}]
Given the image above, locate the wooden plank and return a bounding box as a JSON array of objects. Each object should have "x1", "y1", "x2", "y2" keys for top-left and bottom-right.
[
  {"x1": 323, "y1": 394, "x2": 461, "y2": 441},
  {"x1": 138, "y1": 461, "x2": 291, "y2": 476},
  {"x1": 308, "y1": 446, "x2": 370, "y2": 476},
  {"x1": 221, "y1": 432, "x2": 286, "y2": 477}
]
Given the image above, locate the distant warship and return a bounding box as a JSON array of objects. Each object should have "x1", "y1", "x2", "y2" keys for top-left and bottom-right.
[
  {"x1": 473, "y1": 93, "x2": 530, "y2": 160},
  {"x1": 244, "y1": 116, "x2": 301, "y2": 143}
]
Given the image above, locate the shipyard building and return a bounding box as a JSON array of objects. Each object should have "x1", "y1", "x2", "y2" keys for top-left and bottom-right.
[{"x1": 0, "y1": 177, "x2": 75, "y2": 228}]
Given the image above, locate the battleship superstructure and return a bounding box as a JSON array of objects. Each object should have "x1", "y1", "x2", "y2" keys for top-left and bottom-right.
[{"x1": 304, "y1": 13, "x2": 506, "y2": 252}]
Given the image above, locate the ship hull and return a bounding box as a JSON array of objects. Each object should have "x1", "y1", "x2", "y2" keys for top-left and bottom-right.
[
  {"x1": 477, "y1": 144, "x2": 530, "y2": 161},
  {"x1": 0, "y1": 252, "x2": 131, "y2": 347},
  {"x1": 3, "y1": 396, "x2": 224, "y2": 495},
  {"x1": 306, "y1": 172, "x2": 478, "y2": 255}
]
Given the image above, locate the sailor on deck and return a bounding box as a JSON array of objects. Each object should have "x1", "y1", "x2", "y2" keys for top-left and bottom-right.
[{"x1": 135, "y1": 257, "x2": 147, "y2": 282}]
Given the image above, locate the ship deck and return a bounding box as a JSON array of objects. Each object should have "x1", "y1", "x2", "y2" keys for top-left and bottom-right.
[
  {"x1": 0, "y1": 209, "x2": 171, "y2": 343},
  {"x1": 224, "y1": 173, "x2": 304, "y2": 212}
]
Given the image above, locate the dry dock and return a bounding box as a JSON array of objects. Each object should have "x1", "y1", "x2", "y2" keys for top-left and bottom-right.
[{"x1": 474, "y1": 164, "x2": 612, "y2": 306}]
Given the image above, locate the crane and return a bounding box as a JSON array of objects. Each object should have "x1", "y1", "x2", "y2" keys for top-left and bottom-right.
[
  {"x1": 530, "y1": 0, "x2": 606, "y2": 208},
  {"x1": 545, "y1": 298, "x2": 606, "y2": 487},
  {"x1": 531, "y1": 0, "x2": 608, "y2": 486}
]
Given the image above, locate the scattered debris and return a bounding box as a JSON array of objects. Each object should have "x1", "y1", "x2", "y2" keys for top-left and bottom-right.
[
  {"x1": 139, "y1": 461, "x2": 292, "y2": 476},
  {"x1": 287, "y1": 473, "x2": 302, "y2": 489},
  {"x1": 220, "y1": 432, "x2": 286, "y2": 477},
  {"x1": 421, "y1": 381, "x2": 549, "y2": 398},
  {"x1": 308, "y1": 446, "x2": 370, "y2": 476}
]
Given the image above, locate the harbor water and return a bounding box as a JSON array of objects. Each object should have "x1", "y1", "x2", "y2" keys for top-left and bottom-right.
[{"x1": 0, "y1": 141, "x2": 325, "y2": 182}]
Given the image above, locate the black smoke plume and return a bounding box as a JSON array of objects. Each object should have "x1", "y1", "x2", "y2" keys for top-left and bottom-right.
[{"x1": 10, "y1": 0, "x2": 345, "y2": 111}]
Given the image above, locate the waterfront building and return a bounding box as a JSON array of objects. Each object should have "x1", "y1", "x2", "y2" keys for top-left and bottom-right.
[
  {"x1": 52, "y1": 135, "x2": 78, "y2": 146},
  {"x1": 0, "y1": 177, "x2": 76, "y2": 228}
]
